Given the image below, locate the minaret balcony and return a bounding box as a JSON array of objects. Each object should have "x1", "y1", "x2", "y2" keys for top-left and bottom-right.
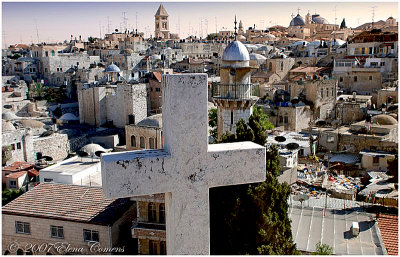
[{"x1": 211, "y1": 83, "x2": 260, "y2": 100}]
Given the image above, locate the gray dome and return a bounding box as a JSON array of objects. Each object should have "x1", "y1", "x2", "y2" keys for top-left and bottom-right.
[
  {"x1": 2, "y1": 112, "x2": 18, "y2": 121},
  {"x1": 371, "y1": 114, "x2": 398, "y2": 125},
  {"x1": 17, "y1": 119, "x2": 45, "y2": 129},
  {"x1": 105, "y1": 63, "x2": 121, "y2": 73},
  {"x1": 222, "y1": 41, "x2": 250, "y2": 62},
  {"x1": 312, "y1": 14, "x2": 329, "y2": 24},
  {"x1": 290, "y1": 14, "x2": 305, "y2": 26},
  {"x1": 137, "y1": 114, "x2": 162, "y2": 128},
  {"x1": 250, "y1": 53, "x2": 267, "y2": 61}
]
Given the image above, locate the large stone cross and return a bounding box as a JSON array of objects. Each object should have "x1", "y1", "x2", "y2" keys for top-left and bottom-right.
[{"x1": 101, "y1": 74, "x2": 266, "y2": 254}]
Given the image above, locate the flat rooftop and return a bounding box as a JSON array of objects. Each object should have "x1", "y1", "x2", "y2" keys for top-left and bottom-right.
[
  {"x1": 40, "y1": 156, "x2": 100, "y2": 176},
  {"x1": 289, "y1": 206, "x2": 386, "y2": 255}
]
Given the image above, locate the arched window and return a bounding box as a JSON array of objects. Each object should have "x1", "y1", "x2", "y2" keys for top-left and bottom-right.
[
  {"x1": 4, "y1": 250, "x2": 10, "y2": 255},
  {"x1": 159, "y1": 203, "x2": 165, "y2": 223},
  {"x1": 269, "y1": 62, "x2": 272, "y2": 71},
  {"x1": 140, "y1": 136, "x2": 145, "y2": 148},
  {"x1": 280, "y1": 62, "x2": 284, "y2": 71},
  {"x1": 51, "y1": 50, "x2": 55, "y2": 56},
  {"x1": 131, "y1": 135, "x2": 136, "y2": 147},
  {"x1": 160, "y1": 241, "x2": 166, "y2": 255},
  {"x1": 17, "y1": 249, "x2": 24, "y2": 255},
  {"x1": 149, "y1": 138, "x2": 155, "y2": 149},
  {"x1": 148, "y1": 203, "x2": 157, "y2": 222},
  {"x1": 149, "y1": 240, "x2": 158, "y2": 255}
]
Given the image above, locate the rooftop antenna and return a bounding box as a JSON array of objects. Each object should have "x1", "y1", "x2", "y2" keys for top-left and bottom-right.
[
  {"x1": 99, "y1": 21, "x2": 102, "y2": 38},
  {"x1": 2, "y1": 31, "x2": 7, "y2": 49},
  {"x1": 334, "y1": 5, "x2": 337, "y2": 30},
  {"x1": 215, "y1": 17, "x2": 218, "y2": 34},
  {"x1": 178, "y1": 16, "x2": 181, "y2": 37},
  {"x1": 371, "y1": 6, "x2": 377, "y2": 28},
  {"x1": 204, "y1": 18, "x2": 208, "y2": 37},
  {"x1": 34, "y1": 19, "x2": 40, "y2": 44},
  {"x1": 234, "y1": 15, "x2": 237, "y2": 40},
  {"x1": 107, "y1": 16, "x2": 111, "y2": 34},
  {"x1": 135, "y1": 12, "x2": 138, "y2": 31}
]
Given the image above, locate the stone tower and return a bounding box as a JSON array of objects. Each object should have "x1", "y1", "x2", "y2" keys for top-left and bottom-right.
[
  {"x1": 238, "y1": 20, "x2": 244, "y2": 35},
  {"x1": 305, "y1": 11, "x2": 312, "y2": 25},
  {"x1": 154, "y1": 4, "x2": 170, "y2": 39},
  {"x1": 213, "y1": 39, "x2": 258, "y2": 139}
]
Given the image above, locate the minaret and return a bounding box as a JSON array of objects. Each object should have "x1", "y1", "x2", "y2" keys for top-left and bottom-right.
[
  {"x1": 154, "y1": 4, "x2": 169, "y2": 39},
  {"x1": 213, "y1": 18, "x2": 258, "y2": 139},
  {"x1": 238, "y1": 20, "x2": 244, "y2": 35},
  {"x1": 305, "y1": 10, "x2": 312, "y2": 25}
]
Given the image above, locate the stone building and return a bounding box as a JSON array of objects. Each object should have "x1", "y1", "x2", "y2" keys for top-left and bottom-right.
[
  {"x1": 335, "y1": 94, "x2": 372, "y2": 125},
  {"x1": 289, "y1": 78, "x2": 337, "y2": 121},
  {"x1": 148, "y1": 72, "x2": 163, "y2": 114},
  {"x1": 270, "y1": 105, "x2": 312, "y2": 132},
  {"x1": 179, "y1": 41, "x2": 227, "y2": 59},
  {"x1": 287, "y1": 12, "x2": 339, "y2": 40},
  {"x1": 77, "y1": 82, "x2": 147, "y2": 128},
  {"x1": 125, "y1": 114, "x2": 163, "y2": 151},
  {"x1": 131, "y1": 194, "x2": 166, "y2": 255},
  {"x1": 377, "y1": 87, "x2": 398, "y2": 107},
  {"x1": 154, "y1": 4, "x2": 170, "y2": 40},
  {"x1": 2, "y1": 183, "x2": 136, "y2": 255}
]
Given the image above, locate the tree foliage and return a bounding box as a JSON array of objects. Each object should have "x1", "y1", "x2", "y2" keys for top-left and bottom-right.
[
  {"x1": 208, "y1": 108, "x2": 218, "y2": 141},
  {"x1": 2, "y1": 189, "x2": 24, "y2": 206},
  {"x1": 2, "y1": 146, "x2": 12, "y2": 166},
  {"x1": 313, "y1": 242, "x2": 333, "y2": 255},
  {"x1": 210, "y1": 108, "x2": 296, "y2": 255},
  {"x1": 340, "y1": 19, "x2": 347, "y2": 29},
  {"x1": 387, "y1": 155, "x2": 398, "y2": 183}
]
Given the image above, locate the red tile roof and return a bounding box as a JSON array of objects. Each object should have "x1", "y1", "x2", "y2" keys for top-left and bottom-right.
[
  {"x1": 2, "y1": 183, "x2": 134, "y2": 225},
  {"x1": 377, "y1": 214, "x2": 398, "y2": 255},
  {"x1": 153, "y1": 71, "x2": 162, "y2": 82},
  {"x1": 3, "y1": 162, "x2": 34, "y2": 172},
  {"x1": 27, "y1": 169, "x2": 39, "y2": 177},
  {"x1": 6, "y1": 171, "x2": 27, "y2": 179}
]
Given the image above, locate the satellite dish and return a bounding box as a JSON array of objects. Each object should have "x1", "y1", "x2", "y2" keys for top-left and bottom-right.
[
  {"x1": 42, "y1": 156, "x2": 53, "y2": 161},
  {"x1": 95, "y1": 151, "x2": 105, "y2": 157},
  {"x1": 286, "y1": 143, "x2": 299, "y2": 150},
  {"x1": 275, "y1": 136, "x2": 286, "y2": 142}
]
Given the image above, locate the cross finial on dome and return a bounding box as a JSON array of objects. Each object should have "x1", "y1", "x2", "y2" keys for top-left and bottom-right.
[{"x1": 297, "y1": 8, "x2": 301, "y2": 15}]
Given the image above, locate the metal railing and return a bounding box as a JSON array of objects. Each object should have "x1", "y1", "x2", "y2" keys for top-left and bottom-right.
[
  {"x1": 211, "y1": 83, "x2": 259, "y2": 99},
  {"x1": 132, "y1": 221, "x2": 166, "y2": 230}
]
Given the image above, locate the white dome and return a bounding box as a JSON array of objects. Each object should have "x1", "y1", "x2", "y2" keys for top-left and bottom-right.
[
  {"x1": 250, "y1": 53, "x2": 267, "y2": 60},
  {"x1": 2, "y1": 120, "x2": 16, "y2": 131},
  {"x1": 59, "y1": 113, "x2": 79, "y2": 121},
  {"x1": 80, "y1": 143, "x2": 108, "y2": 156},
  {"x1": 137, "y1": 114, "x2": 162, "y2": 128},
  {"x1": 105, "y1": 63, "x2": 121, "y2": 73},
  {"x1": 222, "y1": 41, "x2": 250, "y2": 62}
]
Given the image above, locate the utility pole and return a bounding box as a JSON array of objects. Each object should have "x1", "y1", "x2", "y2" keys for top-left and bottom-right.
[
  {"x1": 371, "y1": 6, "x2": 377, "y2": 28},
  {"x1": 2, "y1": 31, "x2": 7, "y2": 49}
]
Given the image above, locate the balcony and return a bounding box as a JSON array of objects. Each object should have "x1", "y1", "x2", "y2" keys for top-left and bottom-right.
[
  {"x1": 211, "y1": 83, "x2": 260, "y2": 100},
  {"x1": 132, "y1": 222, "x2": 166, "y2": 240}
]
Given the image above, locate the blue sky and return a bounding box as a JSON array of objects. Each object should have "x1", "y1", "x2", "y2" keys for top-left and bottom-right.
[{"x1": 2, "y1": 1, "x2": 398, "y2": 46}]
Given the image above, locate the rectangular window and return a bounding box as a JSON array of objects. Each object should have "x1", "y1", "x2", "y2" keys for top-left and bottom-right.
[
  {"x1": 160, "y1": 241, "x2": 166, "y2": 255},
  {"x1": 140, "y1": 137, "x2": 145, "y2": 148},
  {"x1": 156, "y1": 88, "x2": 161, "y2": 92},
  {"x1": 231, "y1": 111, "x2": 234, "y2": 125},
  {"x1": 50, "y1": 226, "x2": 64, "y2": 239},
  {"x1": 44, "y1": 178, "x2": 53, "y2": 182},
  {"x1": 284, "y1": 116, "x2": 288, "y2": 124},
  {"x1": 149, "y1": 240, "x2": 158, "y2": 255},
  {"x1": 372, "y1": 157, "x2": 379, "y2": 165},
  {"x1": 9, "y1": 180, "x2": 17, "y2": 188},
  {"x1": 327, "y1": 136, "x2": 335, "y2": 143},
  {"x1": 354, "y1": 76, "x2": 357, "y2": 82},
  {"x1": 321, "y1": 89, "x2": 324, "y2": 98},
  {"x1": 279, "y1": 116, "x2": 283, "y2": 123},
  {"x1": 11, "y1": 144, "x2": 15, "y2": 150},
  {"x1": 339, "y1": 77, "x2": 343, "y2": 82},
  {"x1": 16, "y1": 142, "x2": 21, "y2": 149},
  {"x1": 369, "y1": 76, "x2": 373, "y2": 81},
  {"x1": 83, "y1": 229, "x2": 99, "y2": 242},
  {"x1": 15, "y1": 221, "x2": 30, "y2": 234}
]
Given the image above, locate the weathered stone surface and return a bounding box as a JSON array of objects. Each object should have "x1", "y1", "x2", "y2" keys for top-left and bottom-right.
[{"x1": 102, "y1": 74, "x2": 266, "y2": 254}]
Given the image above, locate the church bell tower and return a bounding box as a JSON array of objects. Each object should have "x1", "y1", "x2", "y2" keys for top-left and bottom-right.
[{"x1": 154, "y1": 4, "x2": 170, "y2": 39}]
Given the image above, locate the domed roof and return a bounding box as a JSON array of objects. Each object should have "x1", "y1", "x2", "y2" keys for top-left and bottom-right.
[
  {"x1": 2, "y1": 120, "x2": 16, "y2": 131},
  {"x1": 2, "y1": 112, "x2": 18, "y2": 121},
  {"x1": 371, "y1": 114, "x2": 398, "y2": 125},
  {"x1": 222, "y1": 41, "x2": 250, "y2": 62},
  {"x1": 59, "y1": 113, "x2": 79, "y2": 121},
  {"x1": 250, "y1": 53, "x2": 267, "y2": 60},
  {"x1": 150, "y1": 54, "x2": 161, "y2": 60},
  {"x1": 105, "y1": 63, "x2": 121, "y2": 73},
  {"x1": 257, "y1": 45, "x2": 273, "y2": 52},
  {"x1": 137, "y1": 114, "x2": 162, "y2": 128},
  {"x1": 290, "y1": 14, "x2": 305, "y2": 26},
  {"x1": 17, "y1": 119, "x2": 45, "y2": 129},
  {"x1": 80, "y1": 143, "x2": 108, "y2": 156},
  {"x1": 312, "y1": 14, "x2": 329, "y2": 24}
]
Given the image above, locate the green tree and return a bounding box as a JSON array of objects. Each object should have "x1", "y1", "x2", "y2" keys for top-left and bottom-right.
[
  {"x1": 210, "y1": 110, "x2": 296, "y2": 254},
  {"x1": 207, "y1": 33, "x2": 217, "y2": 40},
  {"x1": 2, "y1": 146, "x2": 12, "y2": 166},
  {"x1": 208, "y1": 108, "x2": 218, "y2": 141},
  {"x1": 32, "y1": 82, "x2": 46, "y2": 100},
  {"x1": 2, "y1": 188, "x2": 24, "y2": 206},
  {"x1": 340, "y1": 19, "x2": 347, "y2": 29},
  {"x1": 313, "y1": 241, "x2": 333, "y2": 255}
]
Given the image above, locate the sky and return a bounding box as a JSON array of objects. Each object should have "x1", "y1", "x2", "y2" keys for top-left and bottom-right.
[{"x1": 2, "y1": 1, "x2": 398, "y2": 46}]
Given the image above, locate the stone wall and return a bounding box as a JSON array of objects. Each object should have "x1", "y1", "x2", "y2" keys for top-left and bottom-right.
[
  {"x1": 33, "y1": 133, "x2": 69, "y2": 161},
  {"x1": 2, "y1": 130, "x2": 26, "y2": 165},
  {"x1": 125, "y1": 125, "x2": 162, "y2": 151}
]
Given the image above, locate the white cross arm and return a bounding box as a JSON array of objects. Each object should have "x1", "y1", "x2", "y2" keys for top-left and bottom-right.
[
  {"x1": 206, "y1": 141, "x2": 266, "y2": 188},
  {"x1": 101, "y1": 149, "x2": 173, "y2": 198}
]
